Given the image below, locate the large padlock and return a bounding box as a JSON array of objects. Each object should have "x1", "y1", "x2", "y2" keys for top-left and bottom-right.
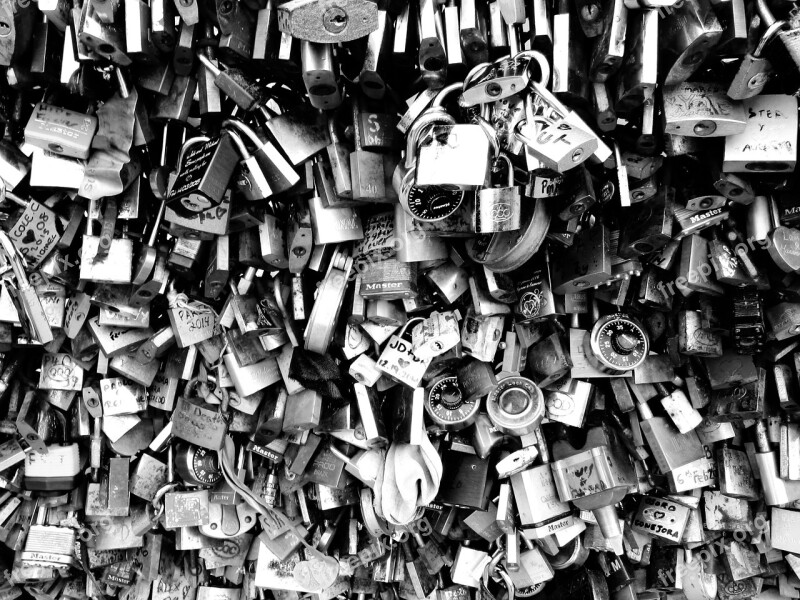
[{"x1": 171, "y1": 378, "x2": 229, "y2": 450}]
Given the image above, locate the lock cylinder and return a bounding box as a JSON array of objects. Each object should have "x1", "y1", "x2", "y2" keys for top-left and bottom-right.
[
  {"x1": 552, "y1": 425, "x2": 636, "y2": 555},
  {"x1": 486, "y1": 375, "x2": 544, "y2": 436}
]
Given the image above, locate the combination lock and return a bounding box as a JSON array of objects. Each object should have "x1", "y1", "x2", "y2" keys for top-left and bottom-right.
[
  {"x1": 425, "y1": 376, "x2": 480, "y2": 431},
  {"x1": 401, "y1": 179, "x2": 465, "y2": 222},
  {"x1": 174, "y1": 441, "x2": 223, "y2": 486},
  {"x1": 584, "y1": 313, "x2": 650, "y2": 374},
  {"x1": 486, "y1": 375, "x2": 544, "y2": 436}
]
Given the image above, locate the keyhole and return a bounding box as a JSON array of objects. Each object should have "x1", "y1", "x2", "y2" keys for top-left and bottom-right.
[
  {"x1": 323, "y1": 7, "x2": 348, "y2": 34},
  {"x1": 581, "y1": 3, "x2": 600, "y2": 20}
]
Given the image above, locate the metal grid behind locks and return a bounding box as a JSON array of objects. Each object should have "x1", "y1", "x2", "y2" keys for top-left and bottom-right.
[{"x1": 2, "y1": 0, "x2": 800, "y2": 599}]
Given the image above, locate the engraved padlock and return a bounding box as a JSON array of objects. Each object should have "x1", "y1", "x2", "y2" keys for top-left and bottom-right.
[
  {"x1": 377, "y1": 317, "x2": 433, "y2": 388},
  {"x1": 475, "y1": 153, "x2": 521, "y2": 234}
]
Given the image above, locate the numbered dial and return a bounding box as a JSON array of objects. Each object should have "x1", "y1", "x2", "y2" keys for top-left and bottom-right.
[
  {"x1": 403, "y1": 184, "x2": 465, "y2": 222},
  {"x1": 425, "y1": 376, "x2": 479, "y2": 431},
  {"x1": 486, "y1": 375, "x2": 544, "y2": 436},
  {"x1": 585, "y1": 313, "x2": 649, "y2": 373},
  {"x1": 174, "y1": 442, "x2": 222, "y2": 486}
]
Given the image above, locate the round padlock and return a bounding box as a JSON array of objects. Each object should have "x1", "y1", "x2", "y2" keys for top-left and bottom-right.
[
  {"x1": 584, "y1": 313, "x2": 650, "y2": 374},
  {"x1": 425, "y1": 375, "x2": 479, "y2": 431},
  {"x1": 174, "y1": 441, "x2": 223, "y2": 486},
  {"x1": 486, "y1": 375, "x2": 545, "y2": 436}
]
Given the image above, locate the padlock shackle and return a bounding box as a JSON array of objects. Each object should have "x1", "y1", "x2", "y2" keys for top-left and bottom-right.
[
  {"x1": 115, "y1": 67, "x2": 132, "y2": 99},
  {"x1": 404, "y1": 110, "x2": 457, "y2": 169},
  {"x1": 513, "y1": 117, "x2": 552, "y2": 147},
  {"x1": 273, "y1": 276, "x2": 300, "y2": 348},
  {"x1": 432, "y1": 82, "x2": 464, "y2": 108},
  {"x1": 0, "y1": 231, "x2": 29, "y2": 287},
  {"x1": 475, "y1": 116, "x2": 501, "y2": 158},
  {"x1": 222, "y1": 127, "x2": 252, "y2": 160},
  {"x1": 495, "y1": 564, "x2": 516, "y2": 600},
  {"x1": 463, "y1": 62, "x2": 493, "y2": 89},
  {"x1": 223, "y1": 119, "x2": 265, "y2": 150},
  {"x1": 756, "y1": 19, "x2": 789, "y2": 54},
  {"x1": 197, "y1": 53, "x2": 223, "y2": 77},
  {"x1": 529, "y1": 82, "x2": 568, "y2": 120},
  {"x1": 482, "y1": 547, "x2": 506, "y2": 585},
  {"x1": 517, "y1": 50, "x2": 551, "y2": 87},
  {"x1": 493, "y1": 153, "x2": 515, "y2": 188},
  {"x1": 0, "y1": 178, "x2": 26, "y2": 209},
  {"x1": 397, "y1": 316, "x2": 425, "y2": 339}
]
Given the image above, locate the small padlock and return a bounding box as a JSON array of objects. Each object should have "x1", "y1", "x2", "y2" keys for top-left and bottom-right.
[
  {"x1": 377, "y1": 317, "x2": 433, "y2": 388},
  {"x1": 475, "y1": 153, "x2": 521, "y2": 234},
  {"x1": 167, "y1": 134, "x2": 239, "y2": 214}
]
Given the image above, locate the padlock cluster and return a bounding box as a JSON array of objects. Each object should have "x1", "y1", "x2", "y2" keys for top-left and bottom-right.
[{"x1": 3, "y1": 0, "x2": 800, "y2": 598}]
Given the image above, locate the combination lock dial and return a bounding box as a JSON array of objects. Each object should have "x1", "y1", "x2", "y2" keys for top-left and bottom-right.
[
  {"x1": 174, "y1": 442, "x2": 223, "y2": 486},
  {"x1": 425, "y1": 376, "x2": 479, "y2": 431},
  {"x1": 401, "y1": 175, "x2": 465, "y2": 222},
  {"x1": 584, "y1": 313, "x2": 649, "y2": 374}
]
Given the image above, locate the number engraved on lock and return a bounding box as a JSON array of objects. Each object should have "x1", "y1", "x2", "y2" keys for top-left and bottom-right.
[
  {"x1": 176, "y1": 308, "x2": 212, "y2": 332},
  {"x1": 9, "y1": 202, "x2": 59, "y2": 267}
]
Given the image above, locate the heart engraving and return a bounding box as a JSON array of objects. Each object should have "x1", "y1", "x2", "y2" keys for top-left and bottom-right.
[
  {"x1": 293, "y1": 555, "x2": 339, "y2": 592},
  {"x1": 769, "y1": 226, "x2": 800, "y2": 272}
]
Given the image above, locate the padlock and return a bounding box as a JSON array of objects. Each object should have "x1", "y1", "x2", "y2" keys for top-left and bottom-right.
[
  {"x1": 301, "y1": 41, "x2": 342, "y2": 110},
  {"x1": 659, "y1": 0, "x2": 722, "y2": 85},
  {"x1": 0, "y1": 185, "x2": 62, "y2": 271},
  {"x1": 276, "y1": 0, "x2": 377, "y2": 43},
  {"x1": 377, "y1": 318, "x2": 433, "y2": 388},
  {"x1": 515, "y1": 114, "x2": 597, "y2": 174},
  {"x1": 228, "y1": 128, "x2": 273, "y2": 201},
  {"x1": 727, "y1": 20, "x2": 782, "y2": 100},
  {"x1": 357, "y1": 7, "x2": 389, "y2": 96},
  {"x1": 462, "y1": 51, "x2": 550, "y2": 106},
  {"x1": 414, "y1": 89, "x2": 493, "y2": 191},
  {"x1": 589, "y1": 0, "x2": 627, "y2": 82},
  {"x1": 459, "y1": 0, "x2": 489, "y2": 65},
  {"x1": 79, "y1": 198, "x2": 134, "y2": 285},
  {"x1": 662, "y1": 83, "x2": 747, "y2": 138},
  {"x1": 551, "y1": 423, "x2": 636, "y2": 554},
  {"x1": 0, "y1": 232, "x2": 53, "y2": 344},
  {"x1": 171, "y1": 380, "x2": 229, "y2": 451},
  {"x1": 475, "y1": 154, "x2": 521, "y2": 234},
  {"x1": 225, "y1": 118, "x2": 300, "y2": 197},
  {"x1": 723, "y1": 95, "x2": 797, "y2": 173},
  {"x1": 18, "y1": 505, "x2": 75, "y2": 573},
  {"x1": 24, "y1": 103, "x2": 97, "y2": 160},
  {"x1": 616, "y1": 10, "x2": 657, "y2": 114},
  {"x1": 167, "y1": 134, "x2": 239, "y2": 214}
]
